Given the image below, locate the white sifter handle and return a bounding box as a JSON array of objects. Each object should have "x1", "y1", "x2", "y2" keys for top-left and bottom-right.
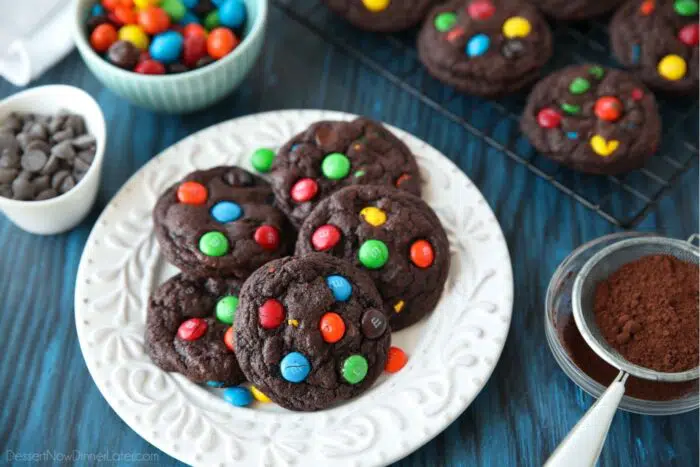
[{"x1": 545, "y1": 372, "x2": 627, "y2": 467}]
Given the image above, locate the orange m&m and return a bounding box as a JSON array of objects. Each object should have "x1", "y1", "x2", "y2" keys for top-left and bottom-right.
[
  {"x1": 319, "y1": 312, "x2": 346, "y2": 343},
  {"x1": 594, "y1": 96, "x2": 623, "y2": 122},
  {"x1": 224, "y1": 326, "x2": 235, "y2": 351},
  {"x1": 385, "y1": 347, "x2": 408, "y2": 373},
  {"x1": 90, "y1": 24, "x2": 119, "y2": 52},
  {"x1": 176, "y1": 181, "x2": 208, "y2": 205},
  {"x1": 410, "y1": 240, "x2": 434, "y2": 268},
  {"x1": 207, "y1": 27, "x2": 239, "y2": 60}
]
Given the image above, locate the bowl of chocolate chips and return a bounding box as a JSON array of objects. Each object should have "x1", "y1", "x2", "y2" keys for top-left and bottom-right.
[{"x1": 0, "y1": 85, "x2": 106, "y2": 235}]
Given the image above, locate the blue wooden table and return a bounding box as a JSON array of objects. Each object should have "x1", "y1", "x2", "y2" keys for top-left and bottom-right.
[{"x1": 1, "y1": 4, "x2": 698, "y2": 466}]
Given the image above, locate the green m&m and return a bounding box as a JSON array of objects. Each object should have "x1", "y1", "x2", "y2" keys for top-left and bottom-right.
[
  {"x1": 322, "y1": 153, "x2": 351, "y2": 180},
  {"x1": 216, "y1": 296, "x2": 238, "y2": 324},
  {"x1": 342, "y1": 355, "x2": 369, "y2": 384},
  {"x1": 358, "y1": 239, "x2": 389, "y2": 269},
  {"x1": 251, "y1": 148, "x2": 275, "y2": 173},
  {"x1": 569, "y1": 77, "x2": 590, "y2": 95},
  {"x1": 675, "y1": 0, "x2": 699, "y2": 16},
  {"x1": 199, "y1": 231, "x2": 229, "y2": 257},
  {"x1": 434, "y1": 12, "x2": 458, "y2": 32}
]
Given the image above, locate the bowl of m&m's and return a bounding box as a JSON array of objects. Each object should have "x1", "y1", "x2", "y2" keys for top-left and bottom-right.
[{"x1": 73, "y1": 0, "x2": 267, "y2": 113}]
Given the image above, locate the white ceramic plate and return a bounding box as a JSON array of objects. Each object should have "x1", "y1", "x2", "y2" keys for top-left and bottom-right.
[{"x1": 75, "y1": 110, "x2": 513, "y2": 467}]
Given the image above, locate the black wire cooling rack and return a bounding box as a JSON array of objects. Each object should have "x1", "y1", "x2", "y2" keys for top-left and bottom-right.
[{"x1": 271, "y1": 0, "x2": 699, "y2": 227}]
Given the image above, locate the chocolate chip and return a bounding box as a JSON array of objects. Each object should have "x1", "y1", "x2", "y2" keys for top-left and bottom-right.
[
  {"x1": 0, "y1": 184, "x2": 11, "y2": 198},
  {"x1": 26, "y1": 122, "x2": 48, "y2": 141},
  {"x1": 74, "y1": 169, "x2": 87, "y2": 183},
  {"x1": 1, "y1": 115, "x2": 22, "y2": 133},
  {"x1": 73, "y1": 156, "x2": 91, "y2": 173},
  {"x1": 67, "y1": 115, "x2": 86, "y2": 136},
  {"x1": 15, "y1": 132, "x2": 29, "y2": 150},
  {"x1": 35, "y1": 188, "x2": 58, "y2": 201},
  {"x1": 314, "y1": 124, "x2": 337, "y2": 147},
  {"x1": 71, "y1": 134, "x2": 96, "y2": 150},
  {"x1": 51, "y1": 170, "x2": 71, "y2": 190},
  {"x1": 33, "y1": 174, "x2": 50, "y2": 193},
  {"x1": 77, "y1": 148, "x2": 95, "y2": 164},
  {"x1": 238, "y1": 170, "x2": 254, "y2": 186},
  {"x1": 48, "y1": 115, "x2": 66, "y2": 134},
  {"x1": 12, "y1": 174, "x2": 35, "y2": 200},
  {"x1": 40, "y1": 154, "x2": 62, "y2": 175},
  {"x1": 361, "y1": 309, "x2": 387, "y2": 339},
  {"x1": 0, "y1": 168, "x2": 18, "y2": 184},
  {"x1": 58, "y1": 175, "x2": 76, "y2": 194},
  {"x1": 21, "y1": 150, "x2": 48, "y2": 172},
  {"x1": 52, "y1": 127, "x2": 74, "y2": 143},
  {"x1": 22, "y1": 119, "x2": 34, "y2": 133},
  {"x1": 0, "y1": 133, "x2": 18, "y2": 158},
  {"x1": 502, "y1": 40, "x2": 526, "y2": 60},
  {"x1": 0, "y1": 153, "x2": 20, "y2": 169},
  {"x1": 52, "y1": 140, "x2": 76, "y2": 160},
  {"x1": 25, "y1": 139, "x2": 51, "y2": 155},
  {"x1": 108, "y1": 40, "x2": 141, "y2": 70}
]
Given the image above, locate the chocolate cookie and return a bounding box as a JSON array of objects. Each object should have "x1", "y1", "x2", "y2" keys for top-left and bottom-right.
[
  {"x1": 417, "y1": 0, "x2": 553, "y2": 97},
  {"x1": 153, "y1": 166, "x2": 294, "y2": 279},
  {"x1": 610, "y1": 0, "x2": 699, "y2": 94},
  {"x1": 268, "y1": 118, "x2": 421, "y2": 228},
  {"x1": 296, "y1": 185, "x2": 450, "y2": 331},
  {"x1": 321, "y1": 0, "x2": 435, "y2": 32},
  {"x1": 535, "y1": 0, "x2": 624, "y2": 20},
  {"x1": 234, "y1": 254, "x2": 390, "y2": 411},
  {"x1": 145, "y1": 274, "x2": 245, "y2": 387},
  {"x1": 521, "y1": 65, "x2": 662, "y2": 174}
]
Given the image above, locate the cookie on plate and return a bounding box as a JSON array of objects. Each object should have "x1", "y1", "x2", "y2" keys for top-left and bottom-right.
[
  {"x1": 234, "y1": 254, "x2": 391, "y2": 411},
  {"x1": 610, "y1": 0, "x2": 699, "y2": 94},
  {"x1": 534, "y1": 0, "x2": 624, "y2": 20},
  {"x1": 321, "y1": 0, "x2": 436, "y2": 32},
  {"x1": 417, "y1": 0, "x2": 553, "y2": 97},
  {"x1": 145, "y1": 274, "x2": 245, "y2": 387},
  {"x1": 153, "y1": 166, "x2": 294, "y2": 279},
  {"x1": 296, "y1": 185, "x2": 450, "y2": 331},
  {"x1": 521, "y1": 64, "x2": 661, "y2": 174},
  {"x1": 268, "y1": 118, "x2": 421, "y2": 228}
]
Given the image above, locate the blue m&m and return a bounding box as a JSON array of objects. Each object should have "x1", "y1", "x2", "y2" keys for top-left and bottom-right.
[
  {"x1": 326, "y1": 275, "x2": 352, "y2": 302},
  {"x1": 150, "y1": 30, "x2": 184, "y2": 63},
  {"x1": 466, "y1": 33, "x2": 490, "y2": 57},
  {"x1": 280, "y1": 352, "x2": 311, "y2": 383},
  {"x1": 219, "y1": 0, "x2": 246, "y2": 28},
  {"x1": 211, "y1": 201, "x2": 242, "y2": 223},
  {"x1": 223, "y1": 386, "x2": 253, "y2": 407},
  {"x1": 206, "y1": 381, "x2": 226, "y2": 388}
]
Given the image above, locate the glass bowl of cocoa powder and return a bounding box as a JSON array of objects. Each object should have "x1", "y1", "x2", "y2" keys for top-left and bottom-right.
[{"x1": 545, "y1": 232, "x2": 699, "y2": 415}]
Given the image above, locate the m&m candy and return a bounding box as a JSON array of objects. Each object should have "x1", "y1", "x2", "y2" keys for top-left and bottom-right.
[
  {"x1": 326, "y1": 275, "x2": 352, "y2": 301},
  {"x1": 223, "y1": 387, "x2": 253, "y2": 407},
  {"x1": 385, "y1": 347, "x2": 408, "y2": 373},
  {"x1": 319, "y1": 312, "x2": 346, "y2": 343},
  {"x1": 360, "y1": 206, "x2": 386, "y2": 227},
  {"x1": 216, "y1": 296, "x2": 238, "y2": 324},
  {"x1": 362, "y1": 0, "x2": 390, "y2": 12},
  {"x1": 321, "y1": 153, "x2": 351, "y2": 180},
  {"x1": 250, "y1": 386, "x2": 271, "y2": 403},
  {"x1": 224, "y1": 326, "x2": 235, "y2": 351},
  {"x1": 594, "y1": 96, "x2": 623, "y2": 122},
  {"x1": 199, "y1": 231, "x2": 229, "y2": 256},
  {"x1": 177, "y1": 181, "x2": 207, "y2": 204},
  {"x1": 468, "y1": 0, "x2": 495, "y2": 20},
  {"x1": 251, "y1": 148, "x2": 276, "y2": 173},
  {"x1": 467, "y1": 33, "x2": 490, "y2": 57},
  {"x1": 658, "y1": 54, "x2": 687, "y2": 81},
  {"x1": 410, "y1": 240, "x2": 435, "y2": 268},
  {"x1": 254, "y1": 225, "x2": 280, "y2": 250},
  {"x1": 342, "y1": 355, "x2": 368, "y2": 384},
  {"x1": 280, "y1": 352, "x2": 311, "y2": 383},
  {"x1": 177, "y1": 318, "x2": 208, "y2": 340},
  {"x1": 85, "y1": 0, "x2": 246, "y2": 74},
  {"x1": 258, "y1": 299, "x2": 285, "y2": 329},
  {"x1": 537, "y1": 108, "x2": 561, "y2": 129},
  {"x1": 290, "y1": 178, "x2": 318, "y2": 203},
  {"x1": 434, "y1": 12, "x2": 457, "y2": 32},
  {"x1": 211, "y1": 201, "x2": 242, "y2": 223},
  {"x1": 358, "y1": 239, "x2": 389, "y2": 269},
  {"x1": 311, "y1": 224, "x2": 341, "y2": 251}
]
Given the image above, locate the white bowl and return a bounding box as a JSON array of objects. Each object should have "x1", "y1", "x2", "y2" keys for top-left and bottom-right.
[{"x1": 0, "y1": 85, "x2": 106, "y2": 235}]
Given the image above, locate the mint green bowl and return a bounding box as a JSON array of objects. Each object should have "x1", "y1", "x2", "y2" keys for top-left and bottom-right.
[{"x1": 72, "y1": 0, "x2": 267, "y2": 113}]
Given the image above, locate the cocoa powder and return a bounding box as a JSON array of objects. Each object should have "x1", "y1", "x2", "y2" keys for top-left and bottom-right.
[{"x1": 593, "y1": 254, "x2": 699, "y2": 373}]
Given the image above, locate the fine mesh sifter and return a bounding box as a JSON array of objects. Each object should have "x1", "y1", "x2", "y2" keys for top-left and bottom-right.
[{"x1": 546, "y1": 236, "x2": 699, "y2": 467}]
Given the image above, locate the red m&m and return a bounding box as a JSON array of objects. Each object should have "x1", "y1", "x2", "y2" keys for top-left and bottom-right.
[
  {"x1": 177, "y1": 181, "x2": 208, "y2": 205},
  {"x1": 594, "y1": 96, "x2": 623, "y2": 122},
  {"x1": 410, "y1": 240, "x2": 435, "y2": 268},
  {"x1": 254, "y1": 225, "x2": 280, "y2": 250},
  {"x1": 311, "y1": 224, "x2": 341, "y2": 251},
  {"x1": 679, "y1": 23, "x2": 699, "y2": 46},
  {"x1": 468, "y1": 0, "x2": 495, "y2": 20},
  {"x1": 258, "y1": 299, "x2": 285, "y2": 329},
  {"x1": 290, "y1": 178, "x2": 318, "y2": 203},
  {"x1": 385, "y1": 347, "x2": 408, "y2": 373},
  {"x1": 90, "y1": 24, "x2": 119, "y2": 52},
  {"x1": 537, "y1": 108, "x2": 562, "y2": 129},
  {"x1": 177, "y1": 318, "x2": 208, "y2": 341}
]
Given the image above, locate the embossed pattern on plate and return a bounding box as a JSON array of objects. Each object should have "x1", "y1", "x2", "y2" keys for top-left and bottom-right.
[{"x1": 74, "y1": 110, "x2": 514, "y2": 467}]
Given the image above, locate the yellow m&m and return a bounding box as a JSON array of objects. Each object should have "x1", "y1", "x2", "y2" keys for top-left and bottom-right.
[
  {"x1": 502, "y1": 16, "x2": 531, "y2": 39},
  {"x1": 250, "y1": 386, "x2": 271, "y2": 403},
  {"x1": 658, "y1": 54, "x2": 687, "y2": 81},
  {"x1": 118, "y1": 25, "x2": 150, "y2": 51},
  {"x1": 362, "y1": 0, "x2": 390, "y2": 12},
  {"x1": 360, "y1": 206, "x2": 387, "y2": 227}
]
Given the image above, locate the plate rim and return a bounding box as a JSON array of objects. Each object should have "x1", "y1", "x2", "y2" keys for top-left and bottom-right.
[{"x1": 74, "y1": 109, "x2": 514, "y2": 466}]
